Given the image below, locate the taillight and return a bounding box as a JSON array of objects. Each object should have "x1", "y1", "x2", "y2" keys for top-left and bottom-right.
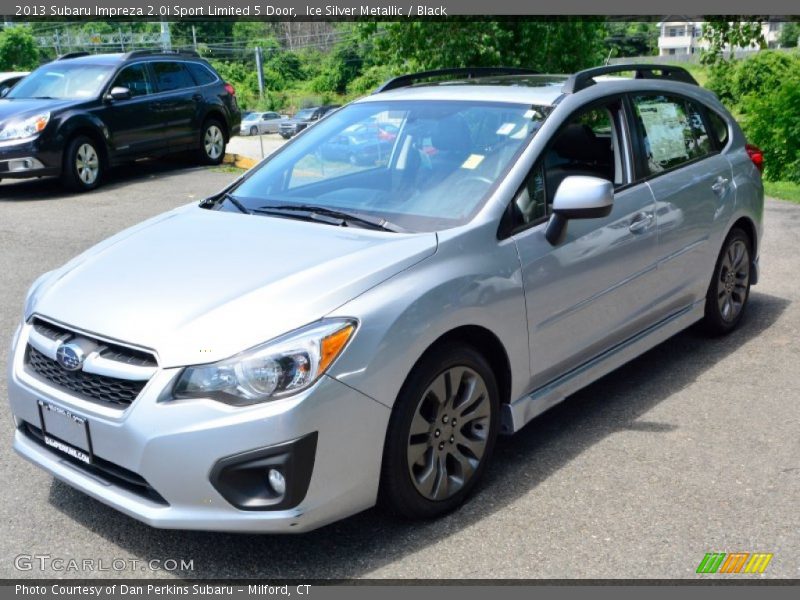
[
  {"x1": 224, "y1": 82, "x2": 235, "y2": 96},
  {"x1": 745, "y1": 143, "x2": 764, "y2": 174}
]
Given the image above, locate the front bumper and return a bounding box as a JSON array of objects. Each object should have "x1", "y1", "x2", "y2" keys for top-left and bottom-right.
[
  {"x1": 0, "y1": 138, "x2": 60, "y2": 179},
  {"x1": 8, "y1": 320, "x2": 390, "y2": 532}
]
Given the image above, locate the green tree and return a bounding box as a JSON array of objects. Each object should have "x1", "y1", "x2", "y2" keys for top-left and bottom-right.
[
  {"x1": 358, "y1": 20, "x2": 605, "y2": 73},
  {"x1": 604, "y1": 22, "x2": 659, "y2": 58},
  {"x1": 744, "y1": 73, "x2": 800, "y2": 182},
  {"x1": 700, "y1": 19, "x2": 766, "y2": 64},
  {"x1": 0, "y1": 26, "x2": 40, "y2": 71},
  {"x1": 779, "y1": 21, "x2": 799, "y2": 47}
]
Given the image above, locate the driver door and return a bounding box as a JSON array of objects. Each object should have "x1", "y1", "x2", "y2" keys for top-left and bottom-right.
[
  {"x1": 510, "y1": 99, "x2": 662, "y2": 389},
  {"x1": 99, "y1": 63, "x2": 164, "y2": 158}
]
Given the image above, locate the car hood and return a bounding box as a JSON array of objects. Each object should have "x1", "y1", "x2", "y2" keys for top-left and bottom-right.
[
  {"x1": 281, "y1": 118, "x2": 308, "y2": 126},
  {"x1": 0, "y1": 98, "x2": 77, "y2": 127},
  {"x1": 29, "y1": 204, "x2": 438, "y2": 368}
]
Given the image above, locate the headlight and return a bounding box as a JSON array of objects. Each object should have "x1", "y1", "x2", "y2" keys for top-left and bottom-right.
[
  {"x1": 172, "y1": 319, "x2": 357, "y2": 406},
  {"x1": 0, "y1": 112, "x2": 50, "y2": 142}
]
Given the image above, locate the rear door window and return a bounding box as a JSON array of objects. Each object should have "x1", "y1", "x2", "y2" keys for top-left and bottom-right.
[
  {"x1": 152, "y1": 62, "x2": 195, "y2": 92},
  {"x1": 631, "y1": 94, "x2": 714, "y2": 175}
]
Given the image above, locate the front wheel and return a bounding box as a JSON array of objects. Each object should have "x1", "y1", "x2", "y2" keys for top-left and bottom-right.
[
  {"x1": 61, "y1": 135, "x2": 103, "y2": 192},
  {"x1": 198, "y1": 120, "x2": 226, "y2": 165},
  {"x1": 702, "y1": 228, "x2": 752, "y2": 335},
  {"x1": 249, "y1": 126, "x2": 258, "y2": 136},
  {"x1": 380, "y1": 343, "x2": 499, "y2": 519}
]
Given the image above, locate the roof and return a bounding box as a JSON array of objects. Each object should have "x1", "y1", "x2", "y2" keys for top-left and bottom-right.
[{"x1": 357, "y1": 74, "x2": 569, "y2": 107}]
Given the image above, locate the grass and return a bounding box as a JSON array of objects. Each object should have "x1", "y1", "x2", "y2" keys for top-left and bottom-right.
[
  {"x1": 764, "y1": 180, "x2": 800, "y2": 204},
  {"x1": 211, "y1": 165, "x2": 247, "y2": 175}
]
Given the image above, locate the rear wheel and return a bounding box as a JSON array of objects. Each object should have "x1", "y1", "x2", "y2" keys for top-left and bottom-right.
[
  {"x1": 380, "y1": 343, "x2": 499, "y2": 519},
  {"x1": 198, "y1": 119, "x2": 226, "y2": 165},
  {"x1": 702, "y1": 228, "x2": 752, "y2": 335},
  {"x1": 61, "y1": 135, "x2": 103, "y2": 192},
  {"x1": 249, "y1": 126, "x2": 258, "y2": 136}
]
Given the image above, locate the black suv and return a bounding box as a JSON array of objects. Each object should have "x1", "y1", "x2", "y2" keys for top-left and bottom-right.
[
  {"x1": 0, "y1": 50, "x2": 240, "y2": 191},
  {"x1": 278, "y1": 105, "x2": 340, "y2": 139}
]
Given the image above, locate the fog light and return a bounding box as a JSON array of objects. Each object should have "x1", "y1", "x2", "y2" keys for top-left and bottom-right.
[{"x1": 268, "y1": 469, "x2": 286, "y2": 496}]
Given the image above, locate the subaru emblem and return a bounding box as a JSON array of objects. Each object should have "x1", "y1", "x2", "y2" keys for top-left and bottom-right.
[{"x1": 55, "y1": 343, "x2": 85, "y2": 371}]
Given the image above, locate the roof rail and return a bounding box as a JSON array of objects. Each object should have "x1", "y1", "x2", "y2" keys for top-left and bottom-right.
[
  {"x1": 374, "y1": 67, "x2": 539, "y2": 94},
  {"x1": 123, "y1": 49, "x2": 201, "y2": 60},
  {"x1": 562, "y1": 64, "x2": 698, "y2": 94},
  {"x1": 56, "y1": 52, "x2": 91, "y2": 61}
]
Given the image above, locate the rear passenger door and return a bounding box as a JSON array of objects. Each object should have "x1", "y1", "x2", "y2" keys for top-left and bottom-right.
[
  {"x1": 629, "y1": 94, "x2": 734, "y2": 314},
  {"x1": 150, "y1": 61, "x2": 200, "y2": 149}
]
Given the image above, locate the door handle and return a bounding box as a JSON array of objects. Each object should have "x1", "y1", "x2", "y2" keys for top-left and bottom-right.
[
  {"x1": 192, "y1": 93, "x2": 203, "y2": 102},
  {"x1": 711, "y1": 176, "x2": 729, "y2": 195},
  {"x1": 629, "y1": 212, "x2": 654, "y2": 234}
]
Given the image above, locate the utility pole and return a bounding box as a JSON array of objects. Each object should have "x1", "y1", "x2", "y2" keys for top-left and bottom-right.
[
  {"x1": 255, "y1": 46, "x2": 265, "y2": 99},
  {"x1": 192, "y1": 25, "x2": 197, "y2": 51},
  {"x1": 160, "y1": 21, "x2": 172, "y2": 51}
]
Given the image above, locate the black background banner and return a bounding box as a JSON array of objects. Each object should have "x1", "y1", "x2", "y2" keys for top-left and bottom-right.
[{"x1": 1, "y1": 0, "x2": 800, "y2": 19}]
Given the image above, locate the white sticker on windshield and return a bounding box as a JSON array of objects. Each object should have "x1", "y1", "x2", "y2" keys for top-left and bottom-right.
[
  {"x1": 461, "y1": 154, "x2": 485, "y2": 170},
  {"x1": 496, "y1": 123, "x2": 516, "y2": 136}
]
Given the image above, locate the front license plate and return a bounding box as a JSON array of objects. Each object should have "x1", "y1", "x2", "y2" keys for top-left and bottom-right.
[{"x1": 38, "y1": 400, "x2": 92, "y2": 464}]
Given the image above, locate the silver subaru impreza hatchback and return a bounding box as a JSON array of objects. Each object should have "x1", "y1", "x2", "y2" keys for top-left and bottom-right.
[{"x1": 8, "y1": 65, "x2": 763, "y2": 532}]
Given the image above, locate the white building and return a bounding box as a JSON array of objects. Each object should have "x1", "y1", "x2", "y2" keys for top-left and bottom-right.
[{"x1": 657, "y1": 20, "x2": 785, "y2": 57}]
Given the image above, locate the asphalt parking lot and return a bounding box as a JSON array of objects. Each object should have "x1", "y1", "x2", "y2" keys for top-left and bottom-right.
[{"x1": 1, "y1": 163, "x2": 798, "y2": 579}]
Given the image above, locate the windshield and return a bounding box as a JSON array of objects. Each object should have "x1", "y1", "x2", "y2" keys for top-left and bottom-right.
[
  {"x1": 226, "y1": 100, "x2": 547, "y2": 231},
  {"x1": 294, "y1": 109, "x2": 316, "y2": 120},
  {"x1": 243, "y1": 113, "x2": 259, "y2": 121},
  {"x1": 8, "y1": 63, "x2": 113, "y2": 100}
]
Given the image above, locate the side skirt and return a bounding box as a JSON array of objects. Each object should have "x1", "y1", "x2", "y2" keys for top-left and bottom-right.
[{"x1": 501, "y1": 299, "x2": 705, "y2": 434}]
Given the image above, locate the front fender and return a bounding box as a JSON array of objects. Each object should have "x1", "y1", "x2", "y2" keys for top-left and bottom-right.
[{"x1": 326, "y1": 222, "x2": 530, "y2": 409}]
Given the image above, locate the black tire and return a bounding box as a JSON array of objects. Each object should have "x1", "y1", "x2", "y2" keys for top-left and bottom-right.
[
  {"x1": 280, "y1": 133, "x2": 291, "y2": 140},
  {"x1": 250, "y1": 126, "x2": 258, "y2": 136},
  {"x1": 380, "y1": 343, "x2": 499, "y2": 519},
  {"x1": 702, "y1": 228, "x2": 752, "y2": 335},
  {"x1": 61, "y1": 135, "x2": 103, "y2": 192},
  {"x1": 198, "y1": 119, "x2": 226, "y2": 165}
]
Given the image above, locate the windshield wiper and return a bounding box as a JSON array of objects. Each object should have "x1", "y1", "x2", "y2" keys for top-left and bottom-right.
[
  {"x1": 254, "y1": 204, "x2": 407, "y2": 233},
  {"x1": 202, "y1": 191, "x2": 251, "y2": 214}
]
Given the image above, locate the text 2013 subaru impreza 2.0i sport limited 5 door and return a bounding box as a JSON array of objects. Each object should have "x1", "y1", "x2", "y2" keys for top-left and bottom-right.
[{"x1": 8, "y1": 65, "x2": 763, "y2": 532}]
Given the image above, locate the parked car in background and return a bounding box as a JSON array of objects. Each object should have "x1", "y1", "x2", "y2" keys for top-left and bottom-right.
[
  {"x1": 0, "y1": 72, "x2": 29, "y2": 97},
  {"x1": 0, "y1": 50, "x2": 240, "y2": 191},
  {"x1": 8, "y1": 65, "x2": 763, "y2": 532},
  {"x1": 279, "y1": 104, "x2": 340, "y2": 139},
  {"x1": 320, "y1": 121, "x2": 399, "y2": 165},
  {"x1": 240, "y1": 111, "x2": 285, "y2": 136}
]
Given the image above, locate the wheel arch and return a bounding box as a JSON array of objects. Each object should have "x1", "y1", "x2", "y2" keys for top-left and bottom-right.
[
  {"x1": 60, "y1": 122, "x2": 110, "y2": 169},
  {"x1": 202, "y1": 110, "x2": 229, "y2": 141},
  {"x1": 728, "y1": 215, "x2": 758, "y2": 283},
  {"x1": 413, "y1": 324, "x2": 512, "y2": 410}
]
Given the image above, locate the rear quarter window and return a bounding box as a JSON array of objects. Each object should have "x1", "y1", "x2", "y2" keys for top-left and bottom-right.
[
  {"x1": 707, "y1": 110, "x2": 730, "y2": 149},
  {"x1": 186, "y1": 62, "x2": 218, "y2": 86}
]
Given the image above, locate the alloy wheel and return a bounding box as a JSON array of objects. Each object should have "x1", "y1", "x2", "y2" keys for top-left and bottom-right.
[
  {"x1": 717, "y1": 239, "x2": 750, "y2": 323},
  {"x1": 75, "y1": 143, "x2": 99, "y2": 185},
  {"x1": 407, "y1": 366, "x2": 491, "y2": 501},
  {"x1": 204, "y1": 125, "x2": 224, "y2": 160}
]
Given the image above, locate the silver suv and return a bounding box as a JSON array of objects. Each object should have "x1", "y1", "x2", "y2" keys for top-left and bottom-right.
[{"x1": 8, "y1": 65, "x2": 763, "y2": 532}]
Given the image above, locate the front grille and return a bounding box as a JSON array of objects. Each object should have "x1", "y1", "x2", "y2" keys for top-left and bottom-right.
[
  {"x1": 32, "y1": 318, "x2": 157, "y2": 368},
  {"x1": 27, "y1": 346, "x2": 146, "y2": 408},
  {"x1": 21, "y1": 422, "x2": 168, "y2": 506}
]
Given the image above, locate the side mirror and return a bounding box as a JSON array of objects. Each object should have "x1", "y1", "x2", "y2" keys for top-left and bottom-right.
[
  {"x1": 0, "y1": 87, "x2": 9, "y2": 98},
  {"x1": 105, "y1": 86, "x2": 131, "y2": 102},
  {"x1": 545, "y1": 175, "x2": 614, "y2": 245}
]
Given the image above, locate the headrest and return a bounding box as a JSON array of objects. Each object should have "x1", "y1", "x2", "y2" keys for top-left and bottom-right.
[
  {"x1": 552, "y1": 123, "x2": 608, "y2": 163},
  {"x1": 432, "y1": 115, "x2": 472, "y2": 154}
]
